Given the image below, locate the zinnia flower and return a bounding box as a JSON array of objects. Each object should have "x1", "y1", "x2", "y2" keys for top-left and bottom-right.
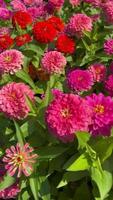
[
  {"x1": 45, "y1": 91, "x2": 92, "y2": 142},
  {"x1": 0, "y1": 49, "x2": 24, "y2": 74},
  {"x1": 10, "y1": 0, "x2": 26, "y2": 11},
  {"x1": 15, "y1": 34, "x2": 32, "y2": 46},
  {"x1": 69, "y1": 0, "x2": 80, "y2": 6},
  {"x1": 23, "y1": 0, "x2": 43, "y2": 6},
  {"x1": 66, "y1": 13, "x2": 92, "y2": 37},
  {"x1": 3, "y1": 143, "x2": 38, "y2": 177},
  {"x1": 0, "y1": 8, "x2": 12, "y2": 20},
  {"x1": 105, "y1": 74, "x2": 113, "y2": 97},
  {"x1": 67, "y1": 69, "x2": 94, "y2": 93},
  {"x1": 0, "y1": 183, "x2": 20, "y2": 199},
  {"x1": 0, "y1": 0, "x2": 6, "y2": 8},
  {"x1": 101, "y1": 1, "x2": 113, "y2": 24},
  {"x1": 12, "y1": 11, "x2": 32, "y2": 29},
  {"x1": 86, "y1": 93, "x2": 113, "y2": 136},
  {"x1": 88, "y1": 63, "x2": 106, "y2": 82},
  {"x1": 104, "y1": 39, "x2": 113, "y2": 55},
  {"x1": 0, "y1": 27, "x2": 11, "y2": 36},
  {"x1": 33, "y1": 20, "x2": 57, "y2": 43},
  {"x1": 28, "y1": 5, "x2": 46, "y2": 20},
  {"x1": 0, "y1": 35, "x2": 14, "y2": 50},
  {"x1": 0, "y1": 82, "x2": 35, "y2": 119},
  {"x1": 56, "y1": 34, "x2": 75, "y2": 54},
  {"x1": 48, "y1": 0, "x2": 64, "y2": 9},
  {"x1": 41, "y1": 51, "x2": 67, "y2": 74},
  {"x1": 47, "y1": 16, "x2": 64, "y2": 33}
]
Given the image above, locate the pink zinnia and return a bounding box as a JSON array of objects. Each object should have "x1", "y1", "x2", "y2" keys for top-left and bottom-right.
[
  {"x1": 10, "y1": 0, "x2": 26, "y2": 11},
  {"x1": 88, "y1": 63, "x2": 106, "y2": 82},
  {"x1": 0, "y1": 82, "x2": 35, "y2": 119},
  {"x1": 45, "y1": 91, "x2": 92, "y2": 142},
  {"x1": 67, "y1": 69, "x2": 94, "y2": 93},
  {"x1": 69, "y1": 0, "x2": 80, "y2": 6},
  {"x1": 0, "y1": 183, "x2": 20, "y2": 199},
  {"x1": 3, "y1": 143, "x2": 38, "y2": 177},
  {"x1": 23, "y1": 0, "x2": 43, "y2": 6},
  {"x1": 105, "y1": 75, "x2": 113, "y2": 97},
  {"x1": 0, "y1": 49, "x2": 24, "y2": 74},
  {"x1": 104, "y1": 39, "x2": 113, "y2": 55},
  {"x1": 41, "y1": 51, "x2": 67, "y2": 74},
  {"x1": 0, "y1": 8, "x2": 12, "y2": 20},
  {"x1": 66, "y1": 13, "x2": 92, "y2": 37},
  {"x1": 48, "y1": 0, "x2": 64, "y2": 9},
  {"x1": 86, "y1": 93, "x2": 113, "y2": 136},
  {"x1": 28, "y1": 4, "x2": 46, "y2": 20},
  {"x1": 101, "y1": 1, "x2": 113, "y2": 24},
  {"x1": 0, "y1": 27, "x2": 11, "y2": 36}
]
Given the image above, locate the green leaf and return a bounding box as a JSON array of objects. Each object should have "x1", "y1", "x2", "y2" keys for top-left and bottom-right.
[
  {"x1": 0, "y1": 174, "x2": 15, "y2": 190},
  {"x1": 76, "y1": 131, "x2": 90, "y2": 150},
  {"x1": 39, "y1": 176, "x2": 50, "y2": 200},
  {"x1": 57, "y1": 171, "x2": 88, "y2": 188},
  {"x1": 91, "y1": 168, "x2": 112, "y2": 200},
  {"x1": 65, "y1": 153, "x2": 90, "y2": 172},
  {"x1": 29, "y1": 175, "x2": 39, "y2": 200},
  {"x1": 14, "y1": 120, "x2": 24, "y2": 145}
]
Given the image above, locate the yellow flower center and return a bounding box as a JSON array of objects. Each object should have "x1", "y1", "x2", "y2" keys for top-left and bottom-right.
[
  {"x1": 95, "y1": 104, "x2": 104, "y2": 114},
  {"x1": 4, "y1": 56, "x2": 12, "y2": 63},
  {"x1": 95, "y1": 68, "x2": 101, "y2": 74},
  {"x1": 15, "y1": 155, "x2": 24, "y2": 165},
  {"x1": 61, "y1": 108, "x2": 70, "y2": 118}
]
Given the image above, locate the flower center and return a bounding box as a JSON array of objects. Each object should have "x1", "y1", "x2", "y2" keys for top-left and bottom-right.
[
  {"x1": 19, "y1": 36, "x2": 26, "y2": 42},
  {"x1": 95, "y1": 104, "x2": 104, "y2": 114},
  {"x1": 61, "y1": 108, "x2": 70, "y2": 118},
  {"x1": 15, "y1": 155, "x2": 24, "y2": 165},
  {"x1": 78, "y1": 76, "x2": 83, "y2": 81},
  {"x1": 95, "y1": 68, "x2": 101, "y2": 74},
  {"x1": 4, "y1": 55, "x2": 12, "y2": 63}
]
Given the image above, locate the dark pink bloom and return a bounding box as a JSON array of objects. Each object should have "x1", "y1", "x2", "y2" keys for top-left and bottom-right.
[
  {"x1": 105, "y1": 74, "x2": 113, "y2": 96},
  {"x1": 104, "y1": 39, "x2": 113, "y2": 55}
]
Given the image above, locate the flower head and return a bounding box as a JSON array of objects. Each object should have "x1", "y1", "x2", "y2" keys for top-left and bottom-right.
[
  {"x1": 0, "y1": 82, "x2": 35, "y2": 119},
  {"x1": 0, "y1": 49, "x2": 24, "y2": 74},
  {"x1": 0, "y1": 8, "x2": 12, "y2": 20},
  {"x1": 69, "y1": 0, "x2": 80, "y2": 6},
  {"x1": 66, "y1": 13, "x2": 92, "y2": 37},
  {"x1": 33, "y1": 20, "x2": 57, "y2": 43},
  {"x1": 12, "y1": 11, "x2": 32, "y2": 29},
  {"x1": 41, "y1": 51, "x2": 67, "y2": 74},
  {"x1": 47, "y1": 16, "x2": 64, "y2": 33},
  {"x1": 0, "y1": 27, "x2": 11, "y2": 36},
  {"x1": 105, "y1": 74, "x2": 113, "y2": 96},
  {"x1": 48, "y1": 0, "x2": 64, "y2": 9},
  {"x1": 3, "y1": 143, "x2": 38, "y2": 177},
  {"x1": 102, "y1": 1, "x2": 113, "y2": 24},
  {"x1": 56, "y1": 34, "x2": 75, "y2": 54},
  {"x1": 0, "y1": 183, "x2": 20, "y2": 199},
  {"x1": 10, "y1": 0, "x2": 26, "y2": 11},
  {"x1": 28, "y1": 5, "x2": 46, "y2": 20},
  {"x1": 15, "y1": 34, "x2": 32, "y2": 46},
  {"x1": 86, "y1": 93, "x2": 113, "y2": 136},
  {"x1": 45, "y1": 91, "x2": 92, "y2": 142},
  {"x1": 88, "y1": 63, "x2": 106, "y2": 82},
  {"x1": 104, "y1": 38, "x2": 113, "y2": 55},
  {"x1": 0, "y1": 0, "x2": 7, "y2": 8},
  {"x1": 0, "y1": 35, "x2": 14, "y2": 50},
  {"x1": 23, "y1": 0, "x2": 43, "y2": 6},
  {"x1": 67, "y1": 69, "x2": 94, "y2": 93}
]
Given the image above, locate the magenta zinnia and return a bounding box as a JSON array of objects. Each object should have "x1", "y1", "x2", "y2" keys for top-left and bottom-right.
[
  {"x1": 0, "y1": 82, "x2": 35, "y2": 119},
  {"x1": 86, "y1": 93, "x2": 113, "y2": 136},
  {"x1": 3, "y1": 143, "x2": 38, "y2": 177},
  {"x1": 105, "y1": 74, "x2": 113, "y2": 97},
  {"x1": 104, "y1": 38, "x2": 113, "y2": 55},
  {"x1": 0, "y1": 49, "x2": 24, "y2": 74},
  {"x1": 45, "y1": 91, "x2": 92, "y2": 142},
  {"x1": 67, "y1": 69, "x2": 94, "y2": 93}
]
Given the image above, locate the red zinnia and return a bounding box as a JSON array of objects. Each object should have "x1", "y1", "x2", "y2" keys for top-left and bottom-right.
[
  {"x1": 47, "y1": 16, "x2": 64, "y2": 33},
  {"x1": 0, "y1": 35, "x2": 13, "y2": 50},
  {"x1": 56, "y1": 34, "x2": 75, "y2": 54},
  {"x1": 15, "y1": 34, "x2": 32, "y2": 47},
  {"x1": 33, "y1": 21, "x2": 57, "y2": 43},
  {"x1": 12, "y1": 11, "x2": 32, "y2": 29}
]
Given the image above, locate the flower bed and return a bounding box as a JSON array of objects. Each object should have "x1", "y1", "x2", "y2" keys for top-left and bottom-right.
[{"x1": 0, "y1": 0, "x2": 113, "y2": 199}]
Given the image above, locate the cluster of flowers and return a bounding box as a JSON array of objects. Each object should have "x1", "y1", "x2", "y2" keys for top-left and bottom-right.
[{"x1": 0, "y1": 0, "x2": 113, "y2": 198}]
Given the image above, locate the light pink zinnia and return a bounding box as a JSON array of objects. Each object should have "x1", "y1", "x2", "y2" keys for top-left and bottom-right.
[
  {"x1": 86, "y1": 93, "x2": 113, "y2": 136},
  {"x1": 41, "y1": 51, "x2": 67, "y2": 74},
  {"x1": 88, "y1": 63, "x2": 106, "y2": 82},
  {"x1": 69, "y1": 0, "x2": 80, "y2": 6},
  {"x1": 0, "y1": 82, "x2": 35, "y2": 119},
  {"x1": 66, "y1": 13, "x2": 92, "y2": 37},
  {"x1": 104, "y1": 39, "x2": 113, "y2": 55},
  {"x1": 67, "y1": 69, "x2": 94, "y2": 93},
  {"x1": 0, "y1": 27, "x2": 11, "y2": 36},
  {"x1": 0, "y1": 49, "x2": 24, "y2": 74},
  {"x1": 3, "y1": 143, "x2": 38, "y2": 177},
  {"x1": 45, "y1": 91, "x2": 92, "y2": 142},
  {"x1": 10, "y1": 0, "x2": 26, "y2": 11}
]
